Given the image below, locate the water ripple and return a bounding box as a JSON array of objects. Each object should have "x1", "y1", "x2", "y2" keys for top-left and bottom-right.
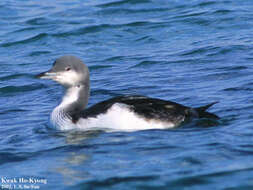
[
  {"x1": 0, "y1": 73, "x2": 32, "y2": 81},
  {"x1": 131, "y1": 60, "x2": 165, "y2": 68},
  {"x1": 52, "y1": 21, "x2": 152, "y2": 37},
  {"x1": 25, "y1": 17, "x2": 49, "y2": 25},
  {"x1": 0, "y1": 152, "x2": 29, "y2": 165},
  {"x1": 78, "y1": 175, "x2": 158, "y2": 188},
  {"x1": 1, "y1": 33, "x2": 48, "y2": 47},
  {"x1": 97, "y1": 0, "x2": 151, "y2": 8},
  {"x1": 1, "y1": 0, "x2": 253, "y2": 189},
  {"x1": 0, "y1": 84, "x2": 45, "y2": 95}
]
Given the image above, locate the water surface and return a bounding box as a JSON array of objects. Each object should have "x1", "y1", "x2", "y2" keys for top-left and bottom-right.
[{"x1": 1, "y1": 0, "x2": 253, "y2": 189}]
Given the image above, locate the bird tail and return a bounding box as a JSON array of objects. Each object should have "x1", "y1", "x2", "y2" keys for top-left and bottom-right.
[{"x1": 195, "y1": 102, "x2": 219, "y2": 119}]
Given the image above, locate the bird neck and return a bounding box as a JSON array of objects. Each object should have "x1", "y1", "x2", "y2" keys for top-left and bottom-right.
[
  {"x1": 50, "y1": 83, "x2": 89, "y2": 130},
  {"x1": 57, "y1": 84, "x2": 90, "y2": 114}
]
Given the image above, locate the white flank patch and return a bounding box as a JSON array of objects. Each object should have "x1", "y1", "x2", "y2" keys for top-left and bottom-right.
[{"x1": 76, "y1": 103, "x2": 176, "y2": 132}]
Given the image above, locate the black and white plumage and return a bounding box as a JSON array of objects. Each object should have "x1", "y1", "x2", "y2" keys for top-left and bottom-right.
[{"x1": 37, "y1": 55, "x2": 219, "y2": 131}]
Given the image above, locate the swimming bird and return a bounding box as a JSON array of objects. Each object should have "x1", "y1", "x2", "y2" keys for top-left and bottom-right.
[{"x1": 36, "y1": 55, "x2": 219, "y2": 131}]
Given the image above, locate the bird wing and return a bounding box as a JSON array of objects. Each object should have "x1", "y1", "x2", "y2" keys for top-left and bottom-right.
[{"x1": 72, "y1": 95, "x2": 191, "y2": 124}]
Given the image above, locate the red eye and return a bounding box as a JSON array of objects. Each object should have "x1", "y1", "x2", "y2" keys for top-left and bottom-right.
[{"x1": 65, "y1": 67, "x2": 71, "y2": 71}]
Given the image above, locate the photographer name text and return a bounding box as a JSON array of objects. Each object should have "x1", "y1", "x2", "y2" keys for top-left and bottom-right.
[{"x1": 1, "y1": 177, "x2": 47, "y2": 189}]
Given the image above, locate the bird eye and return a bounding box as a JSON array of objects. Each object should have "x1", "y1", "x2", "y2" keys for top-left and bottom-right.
[{"x1": 65, "y1": 67, "x2": 71, "y2": 71}]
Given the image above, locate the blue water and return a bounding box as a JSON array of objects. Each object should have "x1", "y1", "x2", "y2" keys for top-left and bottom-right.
[{"x1": 1, "y1": 0, "x2": 253, "y2": 189}]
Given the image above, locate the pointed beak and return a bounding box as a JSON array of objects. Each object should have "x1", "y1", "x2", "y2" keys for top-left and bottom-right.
[{"x1": 36, "y1": 69, "x2": 57, "y2": 80}]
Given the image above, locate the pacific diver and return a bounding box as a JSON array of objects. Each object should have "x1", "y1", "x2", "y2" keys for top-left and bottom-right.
[{"x1": 36, "y1": 55, "x2": 219, "y2": 131}]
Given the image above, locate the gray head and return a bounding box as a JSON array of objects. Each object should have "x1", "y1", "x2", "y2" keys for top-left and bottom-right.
[{"x1": 37, "y1": 55, "x2": 90, "y2": 88}]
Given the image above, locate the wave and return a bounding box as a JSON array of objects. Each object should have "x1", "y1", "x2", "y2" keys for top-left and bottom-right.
[
  {"x1": 0, "y1": 73, "x2": 32, "y2": 81},
  {"x1": 52, "y1": 21, "x2": 153, "y2": 38},
  {"x1": 0, "y1": 84, "x2": 46, "y2": 95},
  {"x1": 1, "y1": 33, "x2": 48, "y2": 47},
  {"x1": 96, "y1": 0, "x2": 151, "y2": 8},
  {"x1": 131, "y1": 60, "x2": 164, "y2": 68},
  {"x1": 0, "y1": 152, "x2": 29, "y2": 165},
  {"x1": 76, "y1": 175, "x2": 158, "y2": 189}
]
